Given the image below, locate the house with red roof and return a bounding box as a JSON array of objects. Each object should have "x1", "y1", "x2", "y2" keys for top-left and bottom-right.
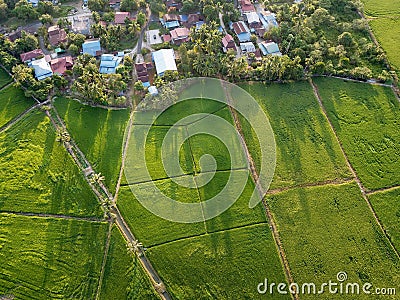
[
  {"x1": 114, "y1": 12, "x2": 130, "y2": 24},
  {"x1": 239, "y1": 0, "x2": 255, "y2": 14},
  {"x1": 50, "y1": 56, "x2": 73, "y2": 75},
  {"x1": 20, "y1": 49, "x2": 44, "y2": 63},
  {"x1": 170, "y1": 27, "x2": 190, "y2": 45},
  {"x1": 222, "y1": 34, "x2": 237, "y2": 53}
]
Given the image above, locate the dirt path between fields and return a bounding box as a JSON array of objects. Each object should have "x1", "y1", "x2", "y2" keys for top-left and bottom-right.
[
  {"x1": 222, "y1": 82, "x2": 299, "y2": 300},
  {"x1": 0, "y1": 211, "x2": 104, "y2": 222},
  {"x1": 310, "y1": 78, "x2": 400, "y2": 260}
]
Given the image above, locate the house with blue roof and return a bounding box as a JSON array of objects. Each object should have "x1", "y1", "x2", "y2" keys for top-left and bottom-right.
[
  {"x1": 82, "y1": 39, "x2": 101, "y2": 57},
  {"x1": 99, "y1": 54, "x2": 122, "y2": 74},
  {"x1": 232, "y1": 21, "x2": 251, "y2": 43},
  {"x1": 161, "y1": 14, "x2": 180, "y2": 29},
  {"x1": 259, "y1": 11, "x2": 278, "y2": 30},
  {"x1": 28, "y1": 57, "x2": 53, "y2": 80},
  {"x1": 258, "y1": 41, "x2": 282, "y2": 56}
]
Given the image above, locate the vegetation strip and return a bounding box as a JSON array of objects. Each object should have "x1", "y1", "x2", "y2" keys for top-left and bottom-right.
[
  {"x1": 222, "y1": 81, "x2": 298, "y2": 300},
  {"x1": 95, "y1": 223, "x2": 113, "y2": 300},
  {"x1": 310, "y1": 78, "x2": 400, "y2": 260},
  {"x1": 0, "y1": 211, "x2": 104, "y2": 222}
]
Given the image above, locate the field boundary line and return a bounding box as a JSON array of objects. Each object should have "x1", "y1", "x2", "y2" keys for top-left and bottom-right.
[
  {"x1": 221, "y1": 81, "x2": 298, "y2": 300},
  {"x1": 0, "y1": 81, "x2": 13, "y2": 91},
  {"x1": 95, "y1": 222, "x2": 113, "y2": 300},
  {"x1": 0, "y1": 211, "x2": 105, "y2": 222},
  {"x1": 0, "y1": 100, "x2": 48, "y2": 134},
  {"x1": 266, "y1": 178, "x2": 354, "y2": 195},
  {"x1": 148, "y1": 221, "x2": 269, "y2": 249},
  {"x1": 365, "y1": 185, "x2": 400, "y2": 196},
  {"x1": 310, "y1": 78, "x2": 400, "y2": 260}
]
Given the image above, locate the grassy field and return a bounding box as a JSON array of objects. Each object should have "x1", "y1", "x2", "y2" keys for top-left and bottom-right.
[
  {"x1": 267, "y1": 183, "x2": 400, "y2": 299},
  {"x1": 369, "y1": 17, "x2": 400, "y2": 70},
  {"x1": 54, "y1": 98, "x2": 130, "y2": 194},
  {"x1": 147, "y1": 224, "x2": 289, "y2": 300},
  {"x1": 314, "y1": 77, "x2": 399, "y2": 191},
  {"x1": 0, "y1": 110, "x2": 102, "y2": 217},
  {"x1": 0, "y1": 214, "x2": 108, "y2": 299},
  {"x1": 0, "y1": 68, "x2": 11, "y2": 89},
  {"x1": 240, "y1": 81, "x2": 351, "y2": 189},
  {"x1": 100, "y1": 226, "x2": 158, "y2": 300},
  {"x1": 362, "y1": 0, "x2": 400, "y2": 16},
  {"x1": 368, "y1": 188, "x2": 400, "y2": 252},
  {"x1": 0, "y1": 85, "x2": 34, "y2": 128}
]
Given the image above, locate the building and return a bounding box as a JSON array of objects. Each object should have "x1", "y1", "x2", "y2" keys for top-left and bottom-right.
[
  {"x1": 165, "y1": 0, "x2": 182, "y2": 11},
  {"x1": 50, "y1": 56, "x2": 73, "y2": 75},
  {"x1": 240, "y1": 42, "x2": 256, "y2": 53},
  {"x1": 259, "y1": 11, "x2": 278, "y2": 30},
  {"x1": 258, "y1": 41, "x2": 282, "y2": 56},
  {"x1": 109, "y1": 0, "x2": 120, "y2": 8},
  {"x1": 147, "y1": 29, "x2": 163, "y2": 45},
  {"x1": 135, "y1": 62, "x2": 153, "y2": 86},
  {"x1": 148, "y1": 86, "x2": 158, "y2": 95},
  {"x1": 162, "y1": 34, "x2": 172, "y2": 43},
  {"x1": 246, "y1": 11, "x2": 261, "y2": 29},
  {"x1": 170, "y1": 27, "x2": 190, "y2": 45},
  {"x1": 232, "y1": 21, "x2": 251, "y2": 43},
  {"x1": 48, "y1": 25, "x2": 67, "y2": 46},
  {"x1": 99, "y1": 54, "x2": 122, "y2": 74},
  {"x1": 69, "y1": 15, "x2": 92, "y2": 35},
  {"x1": 82, "y1": 39, "x2": 102, "y2": 57},
  {"x1": 28, "y1": 0, "x2": 39, "y2": 7},
  {"x1": 115, "y1": 12, "x2": 130, "y2": 24},
  {"x1": 161, "y1": 14, "x2": 180, "y2": 29},
  {"x1": 152, "y1": 49, "x2": 177, "y2": 76},
  {"x1": 28, "y1": 57, "x2": 53, "y2": 80},
  {"x1": 20, "y1": 49, "x2": 44, "y2": 63},
  {"x1": 239, "y1": 0, "x2": 255, "y2": 14},
  {"x1": 222, "y1": 34, "x2": 237, "y2": 53},
  {"x1": 183, "y1": 13, "x2": 203, "y2": 28}
]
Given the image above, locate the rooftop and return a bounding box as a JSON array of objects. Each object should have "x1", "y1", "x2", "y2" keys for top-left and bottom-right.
[{"x1": 152, "y1": 48, "x2": 177, "y2": 75}]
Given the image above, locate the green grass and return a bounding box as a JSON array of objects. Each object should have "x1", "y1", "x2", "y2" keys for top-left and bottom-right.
[
  {"x1": 54, "y1": 97, "x2": 130, "y2": 194},
  {"x1": 314, "y1": 77, "x2": 400, "y2": 190},
  {"x1": 100, "y1": 226, "x2": 158, "y2": 300},
  {"x1": 0, "y1": 213, "x2": 108, "y2": 299},
  {"x1": 0, "y1": 85, "x2": 34, "y2": 128},
  {"x1": 369, "y1": 188, "x2": 400, "y2": 252},
  {"x1": 267, "y1": 183, "x2": 400, "y2": 299},
  {"x1": 0, "y1": 110, "x2": 102, "y2": 217},
  {"x1": 369, "y1": 17, "x2": 400, "y2": 70},
  {"x1": 240, "y1": 81, "x2": 351, "y2": 189},
  {"x1": 362, "y1": 0, "x2": 400, "y2": 16},
  {"x1": 147, "y1": 224, "x2": 290, "y2": 300},
  {"x1": 0, "y1": 68, "x2": 11, "y2": 89}
]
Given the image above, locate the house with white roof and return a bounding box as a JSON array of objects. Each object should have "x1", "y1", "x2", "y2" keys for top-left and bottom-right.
[
  {"x1": 152, "y1": 49, "x2": 177, "y2": 76},
  {"x1": 99, "y1": 54, "x2": 123, "y2": 74},
  {"x1": 28, "y1": 57, "x2": 53, "y2": 80},
  {"x1": 240, "y1": 42, "x2": 256, "y2": 53}
]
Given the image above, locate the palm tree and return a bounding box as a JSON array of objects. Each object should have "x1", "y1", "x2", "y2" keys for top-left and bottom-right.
[
  {"x1": 127, "y1": 240, "x2": 143, "y2": 256},
  {"x1": 90, "y1": 172, "x2": 105, "y2": 184},
  {"x1": 56, "y1": 130, "x2": 71, "y2": 143}
]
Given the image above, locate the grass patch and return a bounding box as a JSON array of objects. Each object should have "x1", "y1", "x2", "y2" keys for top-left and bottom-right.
[
  {"x1": 147, "y1": 224, "x2": 289, "y2": 300},
  {"x1": 0, "y1": 85, "x2": 34, "y2": 128},
  {"x1": 267, "y1": 183, "x2": 400, "y2": 299},
  {"x1": 54, "y1": 97, "x2": 130, "y2": 194},
  {"x1": 100, "y1": 226, "x2": 158, "y2": 299},
  {"x1": 314, "y1": 77, "x2": 400, "y2": 190},
  {"x1": 0, "y1": 68, "x2": 11, "y2": 89},
  {"x1": 0, "y1": 110, "x2": 102, "y2": 217},
  {"x1": 362, "y1": 0, "x2": 400, "y2": 16},
  {"x1": 240, "y1": 81, "x2": 351, "y2": 189},
  {"x1": 369, "y1": 188, "x2": 400, "y2": 252},
  {"x1": 0, "y1": 214, "x2": 108, "y2": 299}
]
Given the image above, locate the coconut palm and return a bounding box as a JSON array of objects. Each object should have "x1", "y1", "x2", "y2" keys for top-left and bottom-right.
[{"x1": 127, "y1": 240, "x2": 143, "y2": 256}]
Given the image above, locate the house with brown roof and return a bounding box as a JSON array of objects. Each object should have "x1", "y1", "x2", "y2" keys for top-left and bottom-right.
[
  {"x1": 183, "y1": 13, "x2": 203, "y2": 28},
  {"x1": 165, "y1": 0, "x2": 182, "y2": 11},
  {"x1": 232, "y1": 21, "x2": 251, "y2": 42},
  {"x1": 50, "y1": 56, "x2": 73, "y2": 75},
  {"x1": 135, "y1": 62, "x2": 152, "y2": 86},
  {"x1": 48, "y1": 25, "x2": 67, "y2": 46},
  {"x1": 20, "y1": 49, "x2": 44, "y2": 63},
  {"x1": 239, "y1": 0, "x2": 255, "y2": 14},
  {"x1": 170, "y1": 27, "x2": 190, "y2": 45},
  {"x1": 222, "y1": 34, "x2": 237, "y2": 53},
  {"x1": 114, "y1": 12, "x2": 130, "y2": 24}
]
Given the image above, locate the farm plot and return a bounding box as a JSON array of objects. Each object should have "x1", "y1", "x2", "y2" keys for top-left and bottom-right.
[
  {"x1": 147, "y1": 224, "x2": 289, "y2": 300},
  {"x1": 0, "y1": 213, "x2": 108, "y2": 299},
  {"x1": 99, "y1": 226, "x2": 158, "y2": 300},
  {"x1": 54, "y1": 98, "x2": 130, "y2": 194},
  {"x1": 240, "y1": 81, "x2": 351, "y2": 189},
  {"x1": 267, "y1": 183, "x2": 400, "y2": 299},
  {"x1": 362, "y1": 0, "x2": 400, "y2": 16},
  {"x1": 0, "y1": 67, "x2": 12, "y2": 89},
  {"x1": 0, "y1": 85, "x2": 34, "y2": 128},
  {"x1": 368, "y1": 188, "x2": 400, "y2": 252},
  {"x1": 314, "y1": 77, "x2": 400, "y2": 191},
  {"x1": 0, "y1": 110, "x2": 102, "y2": 217}
]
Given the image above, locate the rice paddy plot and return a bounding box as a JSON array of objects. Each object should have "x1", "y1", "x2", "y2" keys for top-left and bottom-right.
[
  {"x1": 314, "y1": 77, "x2": 400, "y2": 191},
  {"x1": 240, "y1": 81, "x2": 350, "y2": 189},
  {"x1": 54, "y1": 97, "x2": 130, "y2": 194},
  {"x1": 0, "y1": 67, "x2": 12, "y2": 89},
  {"x1": 0, "y1": 85, "x2": 34, "y2": 128},
  {"x1": 267, "y1": 183, "x2": 400, "y2": 299},
  {"x1": 147, "y1": 224, "x2": 290, "y2": 300},
  {"x1": 99, "y1": 226, "x2": 158, "y2": 300},
  {"x1": 0, "y1": 110, "x2": 102, "y2": 217},
  {"x1": 361, "y1": 0, "x2": 400, "y2": 16},
  {"x1": 0, "y1": 213, "x2": 108, "y2": 299},
  {"x1": 368, "y1": 188, "x2": 400, "y2": 253}
]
